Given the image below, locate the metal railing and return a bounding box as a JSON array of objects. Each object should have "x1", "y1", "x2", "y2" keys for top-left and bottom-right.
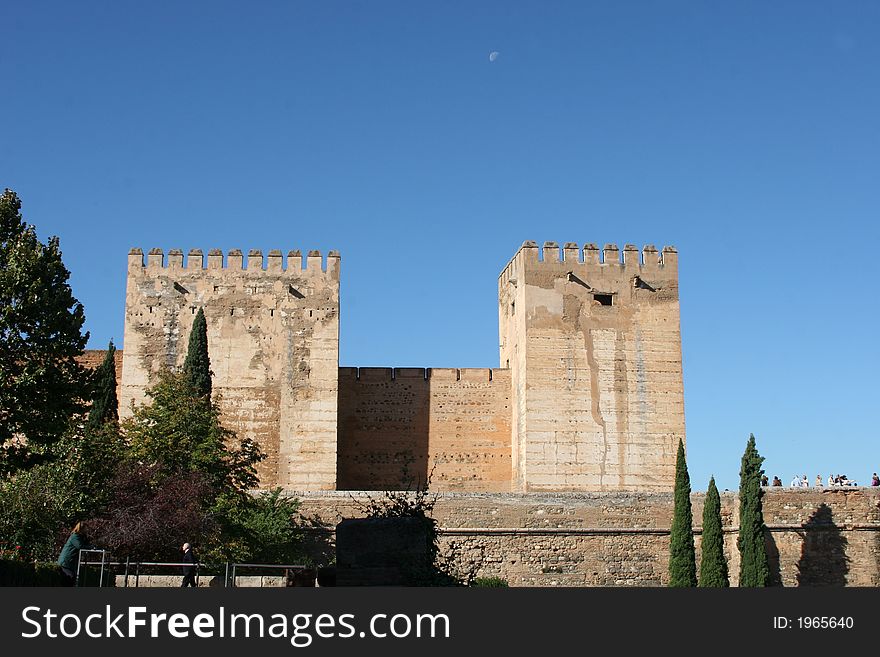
[{"x1": 75, "y1": 550, "x2": 312, "y2": 587}]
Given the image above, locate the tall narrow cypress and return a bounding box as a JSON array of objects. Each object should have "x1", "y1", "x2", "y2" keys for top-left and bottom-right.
[
  {"x1": 699, "y1": 476, "x2": 729, "y2": 587},
  {"x1": 738, "y1": 434, "x2": 770, "y2": 586},
  {"x1": 669, "y1": 438, "x2": 697, "y2": 587},
  {"x1": 183, "y1": 308, "x2": 212, "y2": 398},
  {"x1": 87, "y1": 340, "x2": 119, "y2": 430}
]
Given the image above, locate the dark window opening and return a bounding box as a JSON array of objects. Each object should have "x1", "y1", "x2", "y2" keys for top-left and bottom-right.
[
  {"x1": 594, "y1": 293, "x2": 613, "y2": 306},
  {"x1": 510, "y1": 301, "x2": 515, "y2": 315}
]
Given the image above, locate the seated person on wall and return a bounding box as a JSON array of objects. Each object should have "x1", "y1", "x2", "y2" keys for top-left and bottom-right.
[
  {"x1": 872, "y1": 473, "x2": 880, "y2": 487},
  {"x1": 772, "y1": 476, "x2": 782, "y2": 487}
]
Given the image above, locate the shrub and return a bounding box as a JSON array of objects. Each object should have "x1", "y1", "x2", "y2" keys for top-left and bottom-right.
[{"x1": 472, "y1": 576, "x2": 509, "y2": 587}]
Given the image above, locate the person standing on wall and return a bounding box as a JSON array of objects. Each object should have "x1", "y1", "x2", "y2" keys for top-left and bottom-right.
[{"x1": 181, "y1": 543, "x2": 197, "y2": 588}]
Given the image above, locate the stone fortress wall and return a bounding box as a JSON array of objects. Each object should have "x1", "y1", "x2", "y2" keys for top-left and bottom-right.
[
  {"x1": 499, "y1": 242, "x2": 684, "y2": 492},
  {"x1": 120, "y1": 248, "x2": 340, "y2": 490},
  {"x1": 337, "y1": 367, "x2": 511, "y2": 492},
  {"x1": 101, "y1": 240, "x2": 879, "y2": 586},
  {"x1": 117, "y1": 240, "x2": 683, "y2": 494},
  {"x1": 296, "y1": 487, "x2": 880, "y2": 587}
]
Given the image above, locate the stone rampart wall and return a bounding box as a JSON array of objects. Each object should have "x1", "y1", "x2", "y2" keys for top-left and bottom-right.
[
  {"x1": 295, "y1": 488, "x2": 880, "y2": 586},
  {"x1": 337, "y1": 368, "x2": 511, "y2": 491}
]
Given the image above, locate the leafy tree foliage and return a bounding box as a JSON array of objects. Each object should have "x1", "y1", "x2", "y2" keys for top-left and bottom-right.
[
  {"x1": 738, "y1": 433, "x2": 770, "y2": 586},
  {"x1": 669, "y1": 439, "x2": 697, "y2": 587},
  {"x1": 217, "y1": 489, "x2": 304, "y2": 564},
  {"x1": 124, "y1": 369, "x2": 261, "y2": 492},
  {"x1": 0, "y1": 189, "x2": 89, "y2": 471},
  {"x1": 87, "y1": 340, "x2": 118, "y2": 431},
  {"x1": 183, "y1": 308, "x2": 212, "y2": 398},
  {"x1": 88, "y1": 463, "x2": 218, "y2": 561},
  {"x1": 699, "y1": 476, "x2": 729, "y2": 587},
  {"x1": 0, "y1": 425, "x2": 125, "y2": 561}
]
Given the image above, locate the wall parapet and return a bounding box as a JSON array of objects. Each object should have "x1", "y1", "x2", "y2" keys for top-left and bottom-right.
[
  {"x1": 498, "y1": 240, "x2": 677, "y2": 283},
  {"x1": 338, "y1": 367, "x2": 509, "y2": 382},
  {"x1": 128, "y1": 247, "x2": 340, "y2": 275}
]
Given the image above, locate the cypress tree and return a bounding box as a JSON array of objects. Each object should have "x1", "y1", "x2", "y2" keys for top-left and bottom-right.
[
  {"x1": 699, "y1": 476, "x2": 729, "y2": 587},
  {"x1": 738, "y1": 433, "x2": 770, "y2": 586},
  {"x1": 87, "y1": 340, "x2": 119, "y2": 430},
  {"x1": 183, "y1": 308, "x2": 212, "y2": 398},
  {"x1": 668, "y1": 438, "x2": 697, "y2": 587}
]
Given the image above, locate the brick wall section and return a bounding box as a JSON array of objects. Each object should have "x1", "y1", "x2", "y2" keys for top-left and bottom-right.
[
  {"x1": 337, "y1": 368, "x2": 512, "y2": 492},
  {"x1": 295, "y1": 488, "x2": 880, "y2": 586},
  {"x1": 78, "y1": 349, "x2": 124, "y2": 384}
]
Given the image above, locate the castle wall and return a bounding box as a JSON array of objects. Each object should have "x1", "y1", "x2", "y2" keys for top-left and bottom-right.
[
  {"x1": 297, "y1": 487, "x2": 880, "y2": 587},
  {"x1": 499, "y1": 242, "x2": 684, "y2": 493},
  {"x1": 337, "y1": 368, "x2": 512, "y2": 492},
  {"x1": 78, "y1": 349, "x2": 124, "y2": 386},
  {"x1": 120, "y1": 248, "x2": 340, "y2": 490}
]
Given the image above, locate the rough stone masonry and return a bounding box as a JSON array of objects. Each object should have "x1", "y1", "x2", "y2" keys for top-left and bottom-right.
[
  {"x1": 89, "y1": 241, "x2": 877, "y2": 586},
  {"x1": 119, "y1": 241, "x2": 684, "y2": 493}
]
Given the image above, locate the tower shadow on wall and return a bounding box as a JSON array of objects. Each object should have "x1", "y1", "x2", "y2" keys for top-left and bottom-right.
[
  {"x1": 795, "y1": 504, "x2": 849, "y2": 586},
  {"x1": 336, "y1": 368, "x2": 430, "y2": 491},
  {"x1": 763, "y1": 529, "x2": 783, "y2": 586}
]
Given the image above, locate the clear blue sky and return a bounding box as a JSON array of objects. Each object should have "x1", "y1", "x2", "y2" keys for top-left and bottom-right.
[{"x1": 2, "y1": 2, "x2": 878, "y2": 491}]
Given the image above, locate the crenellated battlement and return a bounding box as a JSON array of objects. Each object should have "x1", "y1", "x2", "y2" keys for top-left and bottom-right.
[
  {"x1": 498, "y1": 240, "x2": 677, "y2": 283},
  {"x1": 338, "y1": 367, "x2": 508, "y2": 383},
  {"x1": 123, "y1": 236, "x2": 680, "y2": 496},
  {"x1": 128, "y1": 247, "x2": 341, "y2": 277}
]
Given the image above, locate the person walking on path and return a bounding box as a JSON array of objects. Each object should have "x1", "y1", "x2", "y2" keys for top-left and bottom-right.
[
  {"x1": 57, "y1": 522, "x2": 91, "y2": 585},
  {"x1": 181, "y1": 543, "x2": 197, "y2": 588}
]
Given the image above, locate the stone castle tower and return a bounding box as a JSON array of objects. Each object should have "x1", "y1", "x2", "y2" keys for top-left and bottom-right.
[
  {"x1": 119, "y1": 241, "x2": 683, "y2": 493},
  {"x1": 120, "y1": 248, "x2": 340, "y2": 490},
  {"x1": 498, "y1": 242, "x2": 684, "y2": 492}
]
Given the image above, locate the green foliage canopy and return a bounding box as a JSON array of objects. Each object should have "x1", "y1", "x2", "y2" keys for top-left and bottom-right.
[{"x1": 0, "y1": 189, "x2": 89, "y2": 471}]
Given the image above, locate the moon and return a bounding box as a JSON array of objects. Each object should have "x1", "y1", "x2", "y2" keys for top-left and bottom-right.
[{"x1": 489, "y1": 51, "x2": 499, "y2": 62}]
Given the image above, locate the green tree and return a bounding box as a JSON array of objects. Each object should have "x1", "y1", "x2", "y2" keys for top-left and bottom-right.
[
  {"x1": 124, "y1": 369, "x2": 261, "y2": 492},
  {"x1": 0, "y1": 189, "x2": 89, "y2": 471},
  {"x1": 738, "y1": 433, "x2": 770, "y2": 586},
  {"x1": 699, "y1": 476, "x2": 729, "y2": 587},
  {"x1": 217, "y1": 488, "x2": 304, "y2": 564},
  {"x1": 183, "y1": 308, "x2": 212, "y2": 398},
  {"x1": 669, "y1": 439, "x2": 697, "y2": 587},
  {"x1": 87, "y1": 340, "x2": 119, "y2": 431},
  {"x1": 0, "y1": 424, "x2": 126, "y2": 561}
]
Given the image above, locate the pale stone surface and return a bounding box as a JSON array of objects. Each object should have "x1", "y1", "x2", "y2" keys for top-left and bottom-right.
[
  {"x1": 117, "y1": 240, "x2": 681, "y2": 494},
  {"x1": 120, "y1": 248, "x2": 340, "y2": 490},
  {"x1": 498, "y1": 242, "x2": 684, "y2": 492}
]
